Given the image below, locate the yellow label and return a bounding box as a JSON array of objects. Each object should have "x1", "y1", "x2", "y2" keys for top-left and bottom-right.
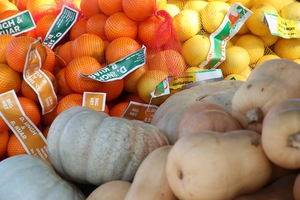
[
  {"x1": 82, "y1": 92, "x2": 106, "y2": 112},
  {"x1": 23, "y1": 41, "x2": 58, "y2": 115},
  {"x1": 169, "y1": 73, "x2": 196, "y2": 90},
  {"x1": 0, "y1": 90, "x2": 49, "y2": 161},
  {"x1": 277, "y1": 16, "x2": 300, "y2": 38},
  {"x1": 121, "y1": 101, "x2": 158, "y2": 123}
]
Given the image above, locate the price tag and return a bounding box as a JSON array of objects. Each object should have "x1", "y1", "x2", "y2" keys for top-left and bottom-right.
[
  {"x1": 23, "y1": 39, "x2": 58, "y2": 115},
  {"x1": 121, "y1": 101, "x2": 158, "y2": 123},
  {"x1": 82, "y1": 92, "x2": 106, "y2": 112},
  {"x1": 0, "y1": 10, "x2": 36, "y2": 36},
  {"x1": 0, "y1": 90, "x2": 49, "y2": 161}
]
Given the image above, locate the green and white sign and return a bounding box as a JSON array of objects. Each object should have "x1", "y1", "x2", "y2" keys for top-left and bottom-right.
[
  {"x1": 81, "y1": 45, "x2": 146, "y2": 82},
  {"x1": 43, "y1": 5, "x2": 79, "y2": 49},
  {"x1": 0, "y1": 10, "x2": 36, "y2": 36}
]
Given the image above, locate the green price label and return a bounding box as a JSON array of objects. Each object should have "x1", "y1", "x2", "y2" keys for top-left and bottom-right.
[
  {"x1": 82, "y1": 45, "x2": 146, "y2": 82},
  {"x1": 43, "y1": 5, "x2": 79, "y2": 49},
  {"x1": 0, "y1": 10, "x2": 36, "y2": 36}
]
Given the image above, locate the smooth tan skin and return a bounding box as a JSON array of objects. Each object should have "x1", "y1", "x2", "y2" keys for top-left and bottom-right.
[{"x1": 124, "y1": 146, "x2": 178, "y2": 200}]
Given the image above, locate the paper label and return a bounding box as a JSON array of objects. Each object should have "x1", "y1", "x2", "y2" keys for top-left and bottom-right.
[
  {"x1": 43, "y1": 5, "x2": 79, "y2": 49},
  {"x1": 200, "y1": 3, "x2": 252, "y2": 69},
  {"x1": 0, "y1": 90, "x2": 49, "y2": 161},
  {"x1": 263, "y1": 12, "x2": 300, "y2": 39},
  {"x1": 81, "y1": 45, "x2": 146, "y2": 82},
  {"x1": 0, "y1": 10, "x2": 36, "y2": 36},
  {"x1": 121, "y1": 101, "x2": 158, "y2": 123},
  {"x1": 82, "y1": 92, "x2": 106, "y2": 112},
  {"x1": 23, "y1": 39, "x2": 58, "y2": 115},
  {"x1": 150, "y1": 78, "x2": 170, "y2": 98}
]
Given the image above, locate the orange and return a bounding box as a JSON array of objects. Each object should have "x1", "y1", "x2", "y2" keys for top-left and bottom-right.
[
  {"x1": 124, "y1": 92, "x2": 146, "y2": 103},
  {"x1": 55, "y1": 40, "x2": 73, "y2": 68},
  {"x1": 138, "y1": 15, "x2": 171, "y2": 48},
  {"x1": 122, "y1": 0, "x2": 157, "y2": 21},
  {"x1": 0, "y1": 131, "x2": 9, "y2": 158},
  {"x1": 42, "y1": 125, "x2": 50, "y2": 138},
  {"x1": 6, "y1": 36, "x2": 47, "y2": 73},
  {"x1": 98, "y1": 79, "x2": 124, "y2": 102},
  {"x1": 0, "y1": 1, "x2": 18, "y2": 13},
  {"x1": 65, "y1": 56, "x2": 103, "y2": 93},
  {"x1": 109, "y1": 101, "x2": 129, "y2": 117},
  {"x1": 124, "y1": 64, "x2": 149, "y2": 93},
  {"x1": 55, "y1": 68, "x2": 74, "y2": 96},
  {"x1": 41, "y1": 44, "x2": 56, "y2": 73},
  {"x1": 85, "y1": 13, "x2": 108, "y2": 40},
  {"x1": 7, "y1": 134, "x2": 27, "y2": 157},
  {"x1": 105, "y1": 37, "x2": 142, "y2": 64},
  {"x1": 35, "y1": 13, "x2": 57, "y2": 41},
  {"x1": 18, "y1": 96, "x2": 42, "y2": 126},
  {"x1": 0, "y1": 63, "x2": 22, "y2": 94},
  {"x1": 0, "y1": 10, "x2": 20, "y2": 20},
  {"x1": 104, "y1": 12, "x2": 138, "y2": 42},
  {"x1": 17, "y1": 0, "x2": 28, "y2": 10},
  {"x1": 68, "y1": 18, "x2": 87, "y2": 41},
  {"x1": 26, "y1": 0, "x2": 57, "y2": 19},
  {"x1": 21, "y1": 69, "x2": 58, "y2": 103},
  {"x1": 0, "y1": 34, "x2": 15, "y2": 64},
  {"x1": 56, "y1": 93, "x2": 83, "y2": 114},
  {"x1": 80, "y1": 0, "x2": 102, "y2": 19},
  {"x1": 148, "y1": 49, "x2": 187, "y2": 76},
  {"x1": 98, "y1": 0, "x2": 123, "y2": 16},
  {"x1": 71, "y1": 33, "x2": 105, "y2": 62}
]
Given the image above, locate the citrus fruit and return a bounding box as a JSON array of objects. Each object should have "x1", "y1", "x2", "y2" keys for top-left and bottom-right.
[
  {"x1": 97, "y1": 0, "x2": 123, "y2": 16},
  {"x1": 98, "y1": 79, "x2": 125, "y2": 102},
  {"x1": 68, "y1": 18, "x2": 87, "y2": 41},
  {"x1": 55, "y1": 40, "x2": 73, "y2": 68},
  {"x1": 105, "y1": 37, "x2": 142, "y2": 64},
  {"x1": 0, "y1": 63, "x2": 22, "y2": 94},
  {"x1": 235, "y1": 34, "x2": 265, "y2": 65},
  {"x1": 55, "y1": 68, "x2": 74, "y2": 96},
  {"x1": 104, "y1": 12, "x2": 138, "y2": 42},
  {"x1": 252, "y1": 0, "x2": 289, "y2": 12},
  {"x1": 259, "y1": 32, "x2": 279, "y2": 47},
  {"x1": 124, "y1": 64, "x2": 149, "y2": 93},
  {"x1": 35, "y1": 13, "x2": 57, "y2": 41},
  {"x1": 227, "y1": 0, "x2": 253, "y2": 8},
  {"x1": 7, "y1": 134, "x2": 27, "y2": 157},
  {"x1": 239, "y1": 65, "x2": 252, "y2": 79},
  {"x1": 164, "y1": 3, "x2": 181, "y2": 18},
  {"x1": 0, "y1": 1, "x2": 18, "y2": 13},
  {"x1": 56, "y1": 93, "x2": 83, "y2": 115},
  {"x1": 65, "y1": 56, "x2": 103, "y2": 93},
  {"x1": 274, "y1": 38, "x2": 300, "y2": 60},
  {"x1": 122, "y1": 0, "x2": 157, "y2": 21},
  {"x1": 201, "y1": 1, "x2": 230, "y2": 34},
  {"x1": 124, "y1": 92, "x2": 146, "y2": 103},
  {"x1": 173, "y1": 9, "x2": 202, "y2": 41},
  {"x1": 182, "y1": 34, "x2": 210, "y2": 67},
  {"x1": 80, "y1": 0, "x2": 102, "y2": 19},
  {"x1": 85, "y1": 13, "x2": 108, "y2": 40},
  {"x1": 0, "y1": 131, "x2": 9, "y2": 158},
  {"x1": 183, "y1": 0, "x2": 208, "y2": 13},
  {"x1": 109, "y1": 101, "x2": 129, "y2": 117},
  {"x1": 280, "y1": 2, "x2": 300, "y2": 20},
  {"x1": 255, "y1": 54, "x2": 280, "y2": 68},
  {"x1": 18, "y1": 96, "x2": 42, "y2": 126},
  {"x1": 217, "y1": 45, "x2": 250, "y2": 76},
  {"x1": 224, "y1": 74, "x2": 247, "y2": 81},
  {"x1": 246, "y1": 3, "x2": 278, "y2": 36},
  {"x1": 26, "y1": 0, "x2": 57, "y2": 18},
  {"x1": 41, "y1": 45, "x2": 56, "y2": 73}
]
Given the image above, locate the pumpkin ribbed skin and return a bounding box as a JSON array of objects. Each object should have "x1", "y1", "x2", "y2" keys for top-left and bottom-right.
[
  {"x1": 0, "y1": 154, "x2": 85, "y2": 200},
  {"x1": 151, "y1": 80, "x2": 243, "y2": 144},
  {"x1": 47, "y1": 106, "x2": 169, "y2": 185}
]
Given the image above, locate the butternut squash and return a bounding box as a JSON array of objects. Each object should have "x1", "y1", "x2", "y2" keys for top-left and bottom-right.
[
  {"x1": 232, "y1": 59, "x2": 300, "y2": 133},
  {"x1": 166, "y1": 130, "x2": 272, "y2": 200},
  {"x1": 124, "y1": 145, "x2": 178, "y2": 200}
]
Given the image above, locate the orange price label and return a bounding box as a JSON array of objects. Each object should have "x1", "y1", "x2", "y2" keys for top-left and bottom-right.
[
  {"x1": 0, "y1": 90, "x2": 49, "y2": 161},
  {"x1": 121, "y1": 101, "x2": 158, "y2": 123},
  {"x1": 23, "y1": 40, "x2": 58, "y2": 115},
  {"x1": 82, "y1": 92, "x2": 106, "y2": 112}
]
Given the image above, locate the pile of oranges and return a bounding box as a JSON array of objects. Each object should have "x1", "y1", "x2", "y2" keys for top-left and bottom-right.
[{"x1": 0, "y1": 0, "x2": 187, "y2": 160}]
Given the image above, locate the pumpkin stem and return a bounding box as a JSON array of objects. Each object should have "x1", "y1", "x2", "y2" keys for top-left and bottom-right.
[
  {"x1": 245, "y1": 107, "x2": 264, "y2": 125},
  {"x1": 287, "y1": 133, "x2": 300, "y2": 149}
]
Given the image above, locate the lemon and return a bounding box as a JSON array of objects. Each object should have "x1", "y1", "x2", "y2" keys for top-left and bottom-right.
[
  {"x1": 255, "y1": 54, "x2": 280, "y2": 68},
  {"x1": 235, "y1": 34, "x2": 265, "y2": 65},
  {"x1": 227, "y1": 0, "x2": 253, "y2": 8},
  {"x1": 280, "y1": 2, "x2": 300, "y2": 20},
  {"x1": 239, "y1": 65, "x2": 252, "y2": 79},
  {"x1": 224, "y1": 74, "x2": 247, "y2": 81},
  {"x1": 165, "y1": 4, "x2": 181, "y2": 18},
  {"x1": 167, "y1": 0, "x2": 185, "y2": 10},
  {"x1": 293, "y1": 59, "x2": 300, "y2": 65},
  {"x1": 246, "y1": 3, "x2": 278, "y2": 36},
  {"x1": 218, "y1": 45, "x2": 250, "y2": 76},
  {"x1": 183, "y1": 0, "x2": 208, "y2": 13},
  {"x1": 137, "y1": 69, "x2": 170, "y2": 105},
  {"x1": 274, "y1": 38, "x2": 300, "y2": 60},
  {"x1": 259, "y1": 31, "x2": 279, "y2": 47},
  {"x1": 252, "y1": 0, "x2": 287, "y2": 12},
  {"x1": 173, "y1": 9, "x2": 202, "y2": 42},
  {"x1": 201, "y1": 1, "x2": 230, "y2": 34},
  {"x1": 237, "y1": 22, "x2": 250, "y2": 35},
  {"x1": 182, "y1": 34, "x2": 210, "y2": 66}
]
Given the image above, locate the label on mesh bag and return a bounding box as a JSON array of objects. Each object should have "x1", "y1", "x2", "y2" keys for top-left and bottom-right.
[
  {"x1": 43, "y1": 5, "x2": 79, "y2": 49},
  {"x1": 0, "y1": 10, "x2": 36, "y2": 36},
  {"x1": 0, "y1": 90, "x2": 49, "y2": 161},
  {"x1": 23, "y1": 39, "x2": 58, "y2": 115},
  {"x1": 200, "y1": 3, "x2": 253, "y2": 69},
  {"x1": 263, "y1": 12, "x2": 300, "y2": 39},
  {"x1": 81, "y1": 45, "x2": 146, "y2": 82},
  {"x1": 82, "y1": 92, "x2": 106, "y2": 112},
  {"x1": 121, "y1": 101, "x2": 158, "y2": 123}
]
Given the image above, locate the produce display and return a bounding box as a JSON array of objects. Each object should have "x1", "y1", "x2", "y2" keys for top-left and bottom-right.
[{"x1": 0, "y1": 0, "x2": 300, "y2": 199}]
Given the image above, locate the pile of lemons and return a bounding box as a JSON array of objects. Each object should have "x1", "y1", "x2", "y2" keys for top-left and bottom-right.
[{"x1": 164, "y1": 0, "x2": 300, "y2": 81}]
